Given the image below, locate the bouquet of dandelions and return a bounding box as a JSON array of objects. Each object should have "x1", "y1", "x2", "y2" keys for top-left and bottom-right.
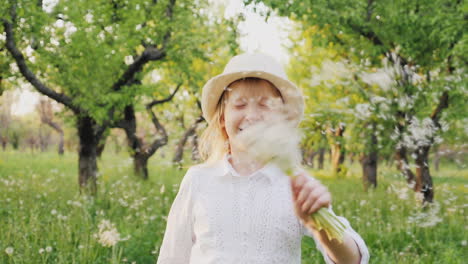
[{"x1": 236, "y1": 117, "x2": 347, "y2": 243}]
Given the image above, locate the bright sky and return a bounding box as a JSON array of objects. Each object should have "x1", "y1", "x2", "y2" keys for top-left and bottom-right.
[
  {"x1": 222, "y1": 0, "x2": 292, "y2": 64},
  {"x1": 10, "y1": 88, "x2": 41, "y2": 116},
  {"x1": 10, "y1": 0, "x2": 292, "y2": 116}
]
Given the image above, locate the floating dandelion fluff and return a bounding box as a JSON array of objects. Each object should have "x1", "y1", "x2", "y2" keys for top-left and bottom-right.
[
  {"x1": 95, "y1": 220, "x2": 122, "y2": 247},
  {"x1": 236, "y1": 117, "x2": 347, "y2": 242},
  {"x1": 236, "y1": 117, "x2": 301, "y2": 174}
]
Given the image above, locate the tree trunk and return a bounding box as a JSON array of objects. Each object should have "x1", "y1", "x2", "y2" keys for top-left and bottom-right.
[
  {"x1": 39, "y1": 105, "x2": 65, "y2": 155},
  {"x1": 96, "y1": 141, "x2": 105, "y2": 158},
  {"x1": 58, "y1": 131, "x2": 64, "y2": 155},
  {"x1": 121, "y1": 106, "x2": 146, "y2": 178},
  {"x1": 303, "y1": 149, "x2": 318, "y2": 168},
  {"x1": 96, "y1": 136, "x2": 107, "y2": 158},
  {"x1": 395, "y1": 146, "x2": 416, "y2": 186},
  {"x1": 308, "y1": 150, "x2": 316, "y2": 168},
  {"x1": 39, "y1": 125, "x2": 47, "y2": 152},
  {"x1": 433, "y1": 149, "x2": 440, "y2": 171},
  {"x1": 173, "y1": 116, "x2": 203, "y2": 164},
  {"x1": 361, "y1": 152, "x2": 378, "y2": 189},
  {"x1": 330, "y1": 126, "x2": 346, "y2": 176},
  {"x1": 134, "y1": 153, "x2": 149, "y2": 179},
  {"x1": 361, "y1": 123, "x2": 378, "y2": 189},
  {"x1": 318, "y1": 148, "x2": 325, "y2": 170},
  {"x1": 191, "y1": 133, "x2": 200, "y2": 161},
  {"x1": 331, "y1": 144, "x2": 345, "y2": 175},
  {"x1": 413, "y1": 90, "x2": 448, "y2": 204},
  {"x1": 77, "y1": 116, "x2": 101, "y2": 195},
  {"x1": 414, "y1": 146, "x2": 434, "y2": 203},
  {"x1": 119, "y1": 105, "x2": 168, "y2": 179}
]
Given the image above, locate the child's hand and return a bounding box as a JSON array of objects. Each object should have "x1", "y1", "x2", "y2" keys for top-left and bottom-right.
[{"x1": 290, "y1": 172, "x2": 331, "y2": 223}]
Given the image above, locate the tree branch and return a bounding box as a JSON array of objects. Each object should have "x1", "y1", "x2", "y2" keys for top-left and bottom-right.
[
  {"x1": 431, "y1": 91, "x2": 449, "y2": 127},
  {"x1": 111, "y1": 47, "x2": 166, "y2": 91},
  {"x1": 196, "y1": 99, "x2": 203, "y2": 111},
  {"x1": 143, "y1": 81, "x2": 181, "y2": 157},
  {"x1": 2, "y1": 16, "x2": 81, "y2": 113},
  {"x1": 366, "y1": 0, "x2": 374, "y2": 22},
  {"x1": 146, "y1": 83, "x2": 181, "y2": 109},
  {"x1": 173, "y1": 115, "x2": 204, "y2": 163},
  {"x1": 111, "y1": 0, "x2": 177, "y2": 92},
  {"x1": 347, "y1": 22, "x2": 384, "y2": 46},
  {"x1": 144, "y1": 107, "x2": 168, "y2": 157}
]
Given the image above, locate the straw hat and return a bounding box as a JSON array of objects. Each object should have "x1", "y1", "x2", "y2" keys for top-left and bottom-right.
[{"x1": 201, "y1": 53, "x2": 304, "y2": 125}]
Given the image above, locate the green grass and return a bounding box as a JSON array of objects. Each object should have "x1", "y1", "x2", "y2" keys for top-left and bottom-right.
[{"x1": 0, "y1": 150, "x2": 466, "y2": 263}]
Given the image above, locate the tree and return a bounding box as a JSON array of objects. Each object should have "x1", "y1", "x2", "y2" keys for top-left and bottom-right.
[
  {"x1": 0, "y1": 90, "x2": 15, "y2": 150},
  {"x1": 37, "y1": 97, "x2": 64, "y2": 154},
  {"x1": 170, "y1": 38, "x2": 240, "y2": 165},
  {"x1": 2, "y1": 0, "x2": 239, "y2": 193},
  {"x1": 114, "y1": 84, "x2": 180, "y2": 179},
  {"x1": 249, "y1": 0, "x2": 466, "y2": 203},
  {"x1": 173, "y1": 115, "x2": 204, "y2": 164}
]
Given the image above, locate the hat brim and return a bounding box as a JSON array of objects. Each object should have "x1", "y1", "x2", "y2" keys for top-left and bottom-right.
[{"x1": 201, "y1": 70, "x2": 304, "y2": 125}]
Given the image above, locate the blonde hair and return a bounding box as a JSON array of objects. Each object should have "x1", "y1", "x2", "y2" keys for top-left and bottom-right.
[
  {"x1": 199, "y1": 77, "x2": 281, "y2": 164},
  {"x1": 199, "y1": 93, "x2": 229, "y2": 164}
]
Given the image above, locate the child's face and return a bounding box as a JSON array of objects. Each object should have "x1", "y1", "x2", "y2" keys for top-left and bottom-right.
[{"x1": 221, "y1": 79, "x2": 283, "y2": 151}]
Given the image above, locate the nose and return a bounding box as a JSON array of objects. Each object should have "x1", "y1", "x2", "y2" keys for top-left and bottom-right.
[{"x1": 244, "y1": 104, "x2": 263, "y2": 123}]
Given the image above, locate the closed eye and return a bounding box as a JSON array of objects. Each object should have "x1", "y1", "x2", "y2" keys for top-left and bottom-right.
[
  {"x1": 259, "y1": 100, "x2": 271, "y2": 108},
  {"x1": 234, "y1": 103, "x2": 247, "y2": 109}
]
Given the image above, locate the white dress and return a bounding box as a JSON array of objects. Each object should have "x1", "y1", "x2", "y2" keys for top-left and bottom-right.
[{"x1": 157, "y1": 156, "x2": 369, "y2": 264}]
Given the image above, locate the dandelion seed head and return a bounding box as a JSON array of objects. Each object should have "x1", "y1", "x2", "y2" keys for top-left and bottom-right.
[
  {"x1": 95, "y1": 219, "x2": 122, "y2": 247},
  {"x1": 236, "y1": 116, "x2": 301, "y2": 173},
  {"x1": 5, "y1": 247, "x2": 14, "y2": 256}
]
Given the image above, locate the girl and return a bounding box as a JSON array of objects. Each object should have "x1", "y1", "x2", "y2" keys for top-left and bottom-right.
[{"x1": 157, "y1": 53, "x2": 369, "y2": 264}]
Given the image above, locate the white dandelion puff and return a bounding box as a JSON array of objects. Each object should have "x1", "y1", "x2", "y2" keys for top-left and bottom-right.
[
  {"x1": 5, "y1": 247, "x2": 14, "y2": 256},
  {"x1": 95, "y1": 219, "x2": 123, "y2": 247},
  {"x1": 236, "y1": 117, "x2": 347, "y2": 242},
  {"x1": 236, "y1": 116, "x2": 301, "y2": 174}
]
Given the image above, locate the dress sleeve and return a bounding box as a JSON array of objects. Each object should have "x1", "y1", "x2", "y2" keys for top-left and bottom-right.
[
  {"x1": 301, "y1": 207, "x2": 370, "y2": 264},
  {"x1": 157, "y1": 168, "x2": 197, "y2": 264}
]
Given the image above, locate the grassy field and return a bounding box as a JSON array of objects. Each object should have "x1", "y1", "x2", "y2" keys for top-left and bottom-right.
[{"x1": 0, "y1": 150, "x2": 466, "y2": 263}]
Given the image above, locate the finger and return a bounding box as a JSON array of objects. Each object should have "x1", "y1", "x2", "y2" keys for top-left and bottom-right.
[
  {"x1": 291, "y1": 185, "x2": 298, "y2": 201},
  {"x1": 300, "y1": 190, "x2": 319, "y2": 213},
  {"x1": 308, "y1": 193, "x2": 331, "y2": 214},
  {"x1": 291, "y1": 181, "x2": 305, "y2": 200},
  {"x1": 296, "y1": 181, "x2": 318, "y2": 205},
  {"x1": 291, "y1": 173, "x2": 307, "y2": 189},
  {"x1": 301, "y1": 185, "x2": 326, "y2": 212},
  {"x1": 290, "y1": 180, "x2": 299, "y2": 200}
]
